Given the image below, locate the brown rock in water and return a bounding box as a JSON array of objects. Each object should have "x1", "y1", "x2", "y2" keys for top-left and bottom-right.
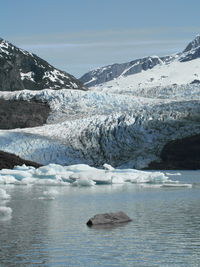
[{"x1": 86, "y1": 211, "x2": 132, "y2": 227}]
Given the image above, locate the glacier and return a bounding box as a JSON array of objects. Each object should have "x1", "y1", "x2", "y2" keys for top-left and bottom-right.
[{"x1": 0, "y1": 87, "x2": 200, "y2": 168}]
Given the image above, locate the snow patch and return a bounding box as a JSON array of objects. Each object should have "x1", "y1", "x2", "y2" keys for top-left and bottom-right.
[{"x1": 20, "y1": 71, "x2": 35, "y2": 82}]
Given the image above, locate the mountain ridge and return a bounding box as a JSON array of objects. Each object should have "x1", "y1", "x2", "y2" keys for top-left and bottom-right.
[
  {"x1": 0, "y1": 38, "x2": 86, "y2": 91},
  {"x1": 80, "y1": 36, "x2": 200, "y2": 87}
]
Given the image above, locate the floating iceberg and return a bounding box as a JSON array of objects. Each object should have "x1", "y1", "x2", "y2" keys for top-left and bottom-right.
[
  {"x1": 166, "y1": 172, "x2": 182, "y2": 176},
  {"x1": 72, "y1": 179, "x2": 96, "y2": 187},
  {"x1": 0, "y1": 163, "x2": 192, "y2": 188}
]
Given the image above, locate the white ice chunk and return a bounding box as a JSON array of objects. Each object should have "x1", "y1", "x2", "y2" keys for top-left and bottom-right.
[
  {"x1": 70, "y1": 170, "x2": 113, "y2": 185},
  {"x1": 0, "y1": 175, "x2": 19, "y2": 184},
  {"x1": 33, "y1": 179, "x2": 69, "y2": 186},
  {"x1": 65, "y1": 164, "x2": 96, "y2": 172},
  {"x1": 0, "y1": 169, "x2": 32, "y2": 181},
  {"x1": 103, "y1": 163, "x2": 115, "y2": 170},
  {"x1": 72, "y1": 179, "x2": 96, "y2": 187},
  {"x1": 0, "y1": 188, "x2": 10, "y2": 199},
  {"x1": 35, "y1": 164, "x2": 67, "y2": 179},
  {"x1": 166, "y1": 172, "x2": 182, "y2": 176},
  {"x1": 140, "y1": 184, "x2": 163, "y2": 188},
  {"x1": 14, "y1": 164, "x2": 35, "y2": 171},
  {"x1": 110, "y1": 175, "x2": 125, "y2": 184}
]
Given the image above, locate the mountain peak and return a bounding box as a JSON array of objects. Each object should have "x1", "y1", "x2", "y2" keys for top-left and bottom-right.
[
  {"x1": 0, "y1": 38, "x2": 86, "y2": 91},
  {"x1": 183, "y1": 35, "x2": 200, "y2": 53}
]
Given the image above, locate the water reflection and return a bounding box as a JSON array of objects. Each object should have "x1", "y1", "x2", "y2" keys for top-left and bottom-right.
[{"x1": 0, "y1": 171, "x2": 199, "y2": 266}]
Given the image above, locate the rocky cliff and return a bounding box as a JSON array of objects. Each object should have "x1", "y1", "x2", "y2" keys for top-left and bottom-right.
[
  {"x1": 147, "y1": 135, "x2": 200, "y2": 170},
  {"x1": 0, "y1": 99, "x2": 50, "y2": 129}
]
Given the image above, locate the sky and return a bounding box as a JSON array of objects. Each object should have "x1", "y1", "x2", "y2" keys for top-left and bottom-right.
[{"x1": 1, "y1": 0, "x2": 200, "y2": 78}]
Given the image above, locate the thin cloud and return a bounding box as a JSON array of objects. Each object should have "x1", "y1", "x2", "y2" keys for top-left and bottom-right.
[{"x1": 20, "y1": 39, "x2": 187, "y2": 50}]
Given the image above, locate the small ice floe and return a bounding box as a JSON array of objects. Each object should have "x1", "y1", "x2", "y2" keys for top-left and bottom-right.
[
  {"x1": 35, "y1": 164, "x2": 72, "y2": 180},
  {"x1": 35, "y1": 179, "x2": 70, "y2": 186},
  {"x1": 14, "y1": 164, "x2": 35, "y2": 171},
  {"x1": 161, "y1": 183, "x2": 192, "y2": 188},
  {"x1": 0, "y1": 175, "x2": 19, "y2": 185},
  {"x1": 0, "y1": 188, "x2": 11, "y2": 200},
  {"x1": 166, "y1": 172, "x2": 182, "y2": 176},
  {"x1": 21, "y1": 177, "x2": 69, "y2": 186},
  {"x1": 0, "y1": 206, "x2": 12, "y2": 221},
  {"x1": 111, "y1": 175, "x2": 125, "y2": 184},
  {"x1": 103, "y1": 163, "x2": 115, "y2": 171},
  {"x1": 0, "y1": 168, "x2": 33, "y2": 181},
  {"x1": 139, "y1": 184, "x2": 163, "y2": 188},
  {"x1": 72, "y1": 179, "x2": 96, "y2": 187},
  {"x1": 39, "y1": 189, "x2": 59, "y2": 200}
]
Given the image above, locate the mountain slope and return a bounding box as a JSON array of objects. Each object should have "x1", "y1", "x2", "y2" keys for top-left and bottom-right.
[
  {"x1": 0, "y1": 38, "x2": 86, "y2": 91},
  {"x1": 80, "y1": 35, "x2": 200, "y2": 88},
  {"x1": 80, "y1": 55, "x2": 174, "y2": 87},
  {"x1": 94, "y1": 57, "x2": 200, "y2": 95}
]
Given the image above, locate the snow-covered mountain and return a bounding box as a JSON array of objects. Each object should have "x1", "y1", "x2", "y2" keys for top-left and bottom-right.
[
  {"x1": 80, "y1": 35, "x2": 200, "y2": 89},
  {"x1": 0, "y1": 38, "x2": 86, "y2": 91}
]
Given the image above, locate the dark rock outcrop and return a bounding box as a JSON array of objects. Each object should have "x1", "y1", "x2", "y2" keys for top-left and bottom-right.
[
  {"x1": 0, "y1": 99, "x2": 50, "y2": 129},
  {"x1": 180, "y1": 46, "x2": 200, "y2": 62},
  {"x1": 147, "y1": 135, "x2": 200, "y2": 170},
  {"x1": 0, "y1": 38, "x2": 86, "y2": 91},
  {"x1": 190, "y1": 79, "x2": 200, "y2": 84},
  {"x1": 183, "y1": 35, "x2": 200, "y2": 53},
  {"x1": 0, "y1": 150, "x2": 41, "y2": 170},
  {"x1": 86, "y1": 211, "x2": 132, "y2": 227}
]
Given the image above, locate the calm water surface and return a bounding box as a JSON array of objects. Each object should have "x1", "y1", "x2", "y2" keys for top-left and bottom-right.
[{"x1": 0, "y1": 170, "x2": 200, "y2": 266}]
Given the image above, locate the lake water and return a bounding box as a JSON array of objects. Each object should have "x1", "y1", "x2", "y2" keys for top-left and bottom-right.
[{"x1": 0, "y1": 170, "x2": 200, "y2": 266}]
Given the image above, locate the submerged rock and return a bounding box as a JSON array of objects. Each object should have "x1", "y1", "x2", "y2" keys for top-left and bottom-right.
[{"x1": 86, "y1": 211, "x2": 132, "y2": 227}]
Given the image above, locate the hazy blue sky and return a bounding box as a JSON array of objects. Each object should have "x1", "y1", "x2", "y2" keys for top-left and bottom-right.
[{"x1": 1, "y1": 0, "x2": 200, "y2": 77}]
